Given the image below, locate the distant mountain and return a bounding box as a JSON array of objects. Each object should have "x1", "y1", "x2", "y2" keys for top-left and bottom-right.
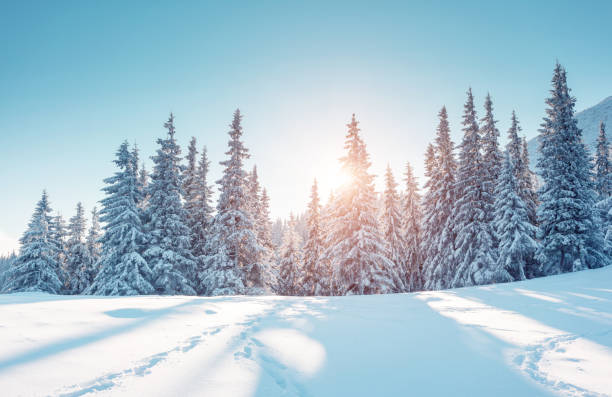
[{"x1": 527, "y1": 96, "x2": 612, "y2": 170}]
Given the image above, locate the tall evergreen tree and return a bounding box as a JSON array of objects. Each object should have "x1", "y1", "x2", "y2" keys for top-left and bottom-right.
[
  {"x1": 201, "y1": 109, "x2": 263, "y2": 295},
  {"x1": 536, "y1": 63, "x2": 606, "y2": 274},
  {"x1": 301, "y1": 180, "x2": 329, "y2": 295},
  {"x1": 183, "y1": 137, "x2": 200, "y2": 245},
  {"x1": 65, "y1": 202, "x2": 91, "y2": 293},
  {"x1": 2, "y1": 191, "x2": 63, "y2": 293},
  {"x1": 325, "y1": 114, "x2": 394, "y2": 295},
  {"x1": 521, "y1": 136, "x2": 539, "y2": 226},
  {"x1": 493, "y1": 153, "x2": 537, "y2": 281},
  {"x1": 277, "y1": 214, "x2": 303, "y2": 296},
  {"x1": 402, "y1": 162, "x2": 422, "y2": 291},
  {"x1": 452, "y1": 88, "x2": 499, "y2": 287},
  {"x1": 381, "y1": 165, "x2": 408, "y2": 292},
  {"x1": 87, "y1": 141, "x2": 154, "y2": 295},
  {"x1": 86, "y1": 206, "x2": 102, "y2": 280},
  {"x1": 191, "y1": 145, "x2": 214, "y2": 258},
  {"x1": 144, "y1": 114, "x2": 196, "y2": 295},
  {"x1": 595, "y1": 121, "x2": 612, "y2": 200},
  {"x1": 421, "y1": 107, "x2": 457, "y2": 290}
]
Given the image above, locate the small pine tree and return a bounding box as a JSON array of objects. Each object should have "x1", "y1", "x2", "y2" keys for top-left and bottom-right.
[
  {"x1": 493, "y1": 153, "x2": 538, "y2": 281},
  {"x1": 402, "y1": 162, "x2": 423, "y2": 291},
  {"x1": 144, "y1": 114, "x2": 196, "y2": 295},
  {"x1": 85, "y1": 206, "x2": 102, "y2": 282},
  {"x1": 381, "y1": 165, "x2": 408, "y2": 292},
  {"x1": 2, "y1": 191, "x2": 63, "y2": 293},
  {"x1": 278, "y1": 214, "x2": 303, "y2": 296},
  {"x1": 65, "y1": 202, "x2": 91, "y2": 294},
  {"x1": 301, "y1": 180, "x2": 329, "y2": 295},
  {"x1": 536, "y1": 63, "x2": 606, "y2": 274},
  {"x1": 595, "y1": 121, "x2": 612, "y2": 200},
  {"x1": 521, "y1": 136, "x2": 539, "y2": 227}
]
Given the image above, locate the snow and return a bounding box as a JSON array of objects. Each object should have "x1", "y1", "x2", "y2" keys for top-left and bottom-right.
[{"x1": 2, "y1": 267, "x2": 612, "y2": 396}]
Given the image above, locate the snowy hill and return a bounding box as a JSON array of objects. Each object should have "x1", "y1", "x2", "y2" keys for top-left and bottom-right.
[
  {"x1": 1, "y1": 268, "x2": 612, "y2": 397},
  {"x1": 527, "y1": 96, "x2": 612, "y2": 169}
]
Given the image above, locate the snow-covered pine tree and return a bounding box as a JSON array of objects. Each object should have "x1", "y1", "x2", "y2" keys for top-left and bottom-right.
[
  {"x1": 595, "y1": 121, "x2": 612, "y2": 200},
  {"x1": 521, "y1": 136, "x2": 539, "y2": 227},
  {"x1": 493, "y1": 152, "x2": 538, "y2": 281},
  {"x1": 381, "y1": 165, "x2": 408, "y2": 292},
  {"x1": 200, "y1": 109, "x2": 263, "y2": 295},
  {"x1": 595, "y1": 121, "x2": 612, "y2": 253},
  {"x1": 2, "y1": 191, "x2": 63, "y2": 293},
  {"x1": 189, "y1": 145, "x2": 214, "y2": 260},
  {"x1": 259, "y1": 188, "x2": 274, "y2": 251},
  {"x1": 65, "y1": 202, "x2": 91, "y2": 294},
  {"x1": 402, "y1": 161, "x2": 423, "y2": 291},
  {"x1": 50, "y1": 213, "x2": 68, "y2": 282},
  {"x1": 536, "y1": 63, "x2": 607, "y2": 274},
  {"x1": 144, "y1": 114, "x2": 196, "y2": 295},
  {"x1": 85, "y1": 206, "x2": 102, "y2": 281},
  {"x1": 452, "y1": 88, "x2": 499, "y2": 288},
  {"x1": 277, "y1": 214, "x2": 304, "y2": 296},
  {"x1": 86, "y1": 141, "x2": 154, "y2": 295},
  {"x1": 183, "y1": 137, "x2": 200, "y2": 245},
  {"x1": 301, "y1": 180, "x2": 329, "y2": 296},
  {"x1": 421, "y1": 107, "x2": 457, "y2": 290},
  {"x1": 325, "y1": 114, "x2": 394, "y2": 295}
]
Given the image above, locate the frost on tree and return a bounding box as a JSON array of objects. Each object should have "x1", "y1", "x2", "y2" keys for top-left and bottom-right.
[
  {"x1": 86, "y1": 141, "x2": 154, "y2": 296},
  {"x1": 85, "y1": 206, "x2": 102, "y2": 278},
  {"x1": 493, "y1": 153, "x2": 538, "y2": 281},
  {"x1": 402, "y1": 162, "x2": 423, "y2": 291},
  {"x1": 325, "y1": 114, "x2": 395, "y2": 295},
  {"x1": 301, "y1": 180, "x2": 330, "y2": 296},
  {"x1": 277, "y1": 214, "x2": 304, "y2": 296},
  {"x1": 200, "y1": 109, "x2": 263, "y2": 295},
  {"x1": 144, "y1": 114, "x2": 196, "y2": 295},
  {"x1": 479, "y1": 94, "x2": 502, "y2": 243},
  {"x1": 595, "y1": 122, "x2": 612, "y2": 253},
  {"x1": 421, "y1": 107, "x2": 457, "y2": 290},
  {"x1": 2, "y1": 191, "x2": 63, "y2": 294},
  {"x1": 536, "y1": 63, "x2": 606, "y2": 274},
  {"x1": 381, "y1": 165, "x2": 408, "y2": 292},
  {"x1": 452, "y1": 89, "x2": 500, "y2": 288},
  {"x1": 65, "y1": 202, "x2": 93, "y2": 294}
]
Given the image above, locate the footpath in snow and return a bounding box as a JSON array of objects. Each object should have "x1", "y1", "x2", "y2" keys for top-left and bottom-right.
[{"x1": 1, "y1": 267, "x2": 612, "y2": 396}]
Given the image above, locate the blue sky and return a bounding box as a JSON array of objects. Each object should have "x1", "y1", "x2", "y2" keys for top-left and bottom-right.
[{"x1": 1, "y1": 0, "x2": 611, "y2": 254}]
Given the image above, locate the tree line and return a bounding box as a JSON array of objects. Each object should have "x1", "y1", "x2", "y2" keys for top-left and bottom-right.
[{"x1": 2, "y1": 62, "x2": 610, "y2": 296}]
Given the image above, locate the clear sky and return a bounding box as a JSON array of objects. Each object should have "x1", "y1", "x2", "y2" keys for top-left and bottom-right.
[{"x1": 1, "y1": 0, "x2": 612, "y2": 255}]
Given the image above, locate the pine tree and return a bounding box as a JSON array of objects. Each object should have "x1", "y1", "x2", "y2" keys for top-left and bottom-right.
[
  {"x1": 493, "y1": 153, "x2": 537, "y2": 281},
  {"x1": 183, "y1": 137, "x2": 200, "y2": 245},
  {"x1": 190, "y1": 145, "x2": 214, "y2": 259},
  {"x1": 2, "y1": 191, "x2": 63, "y2": 293},
  {"x1": 381, "y1": 165, "x2": 408, "y2": 292},
  {"x1": 86, "y1": 141, "x2": 154, "y2": 295},
  {"x1": 301, "y1": 180, "x2": 329, "y2": 295},
  {"x1": 595, "y1": 121, "x2": 612, "y2": 200},
  {"x1": 325, "y1": 114, "x2": 394, "y2": 295},
  {"x1": 201, "y1": 109, "x2": 263, "y2": 295},
  {"x1": 536, "y1": 63, "x2": 607, "y2": 274},
  {"x1": 452, "y1": 88, "x2": 499, "y2": 287},
  {"x1": 50, "y1": 213, "x2": 68, "y2": 281},
  {"x1": 65, "y1": 202, "x2": 91, "y2": 294},
  {"x1": 144, "y1": 114, "x2": 196, "y2": 295},
  {"x1": 421, "y1": 107, "x2": 457, "y2": 290},
  {"x1": 402, "y1": 162, "x2": 423, "y2": 291},
  {"x1": 278, "y1": 214, "x2": 303, "y2": 296},
  {"x1": 259, "y1": 188, "x2": 274, "y2": 251},
  {"x1": 85, "y1": 206, "x2": 102, "y2": 281},
  {"x1": 521, "y1": 136, "x2": 538, "y2": 226}
]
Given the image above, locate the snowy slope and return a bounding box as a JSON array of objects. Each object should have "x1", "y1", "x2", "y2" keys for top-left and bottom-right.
[
  {"x1": 1, "y1": 268, "x2": 612, "y2": 397},
  {"x1": 528, "y1": 96, "x2": 612, "y2": 169}
]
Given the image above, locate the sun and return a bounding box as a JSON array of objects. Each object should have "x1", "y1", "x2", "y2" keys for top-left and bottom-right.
[{"x1": 332, "y1": 168, "x2": 353, "y2": 189}]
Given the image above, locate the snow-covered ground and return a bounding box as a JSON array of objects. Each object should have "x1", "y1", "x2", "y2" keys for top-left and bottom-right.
[{"x1": 1, "y1": 267, "x2": 612, "y2": 397}]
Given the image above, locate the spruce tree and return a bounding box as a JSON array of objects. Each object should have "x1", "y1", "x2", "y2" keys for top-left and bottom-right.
[
  {"x1": 452, "y1": 89, "x2": 499, "y2": 287},
  {"x1": 65, "y1": 202, "x2": 91, "y2": 294},
  {"x1": 144, "y1": 114, "x2": 196, "y2": 295},
  {"x1": 421, "y1": 107, "x2": 457, "y2": 290},
  {"x1": 278, "y1": 214, "x2": 303, "y2": 296},
  {"x1": 2, "y1": 191, "x2": 63, "y2": 293},
  {"x1": 595, "y1": 121, "x2": 612, "y2": 200},
  {"x1": 325, "y1": 114, "x2": 394, "y2": 295},
  {"x1": 521, "y1": 136, "x2": 539, "y2": 226},
  {"x1": 402, "y1": 162, "x2": 423, "y2": 291},
  {"x1": 381, "y1": 165, "x2": 408, "y2": 292},
  {"x1": 191, "y1": 145, "x2": 214, "y2": 258},
  {"x1": 201, "y1": 109, "x2": 263, "y2": 295},
  {"x1": 85, "y1": 206, "x2": 102, "y2": 281},
  {"x1": 536, "y1": 63, "x2": 607, "y2": 274},
  {"x1": 301, "y1": 180, "x2": 329, "y2": 296},
  {"x1": 493, "y1": 153, "x2": 537, "y2": 281},
  {"x1": 183, "y1": 137, "x2": 200, "y2": 246},
  {"x1": 86, "y1": 141, "x2": 154, "y2": 295}
]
